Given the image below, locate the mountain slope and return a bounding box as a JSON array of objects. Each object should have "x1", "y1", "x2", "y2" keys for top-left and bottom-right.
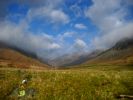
[
  {"x1": 50, "y1": 53, "x2": 86, "y2": 67},
  {"x1": 83, "y1": 38, "x2": 133, "y2": 66},
  {"x1": 0, "y1": 42, "x2": 49, "y2": 68},
  {"x1": 50, "y1": 50, "x2": 102, "y2": 67}
]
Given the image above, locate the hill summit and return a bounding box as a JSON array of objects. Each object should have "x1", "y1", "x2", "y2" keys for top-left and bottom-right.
[{"x1": 0, "y1": 41, "x2": 49, "y2": 69}]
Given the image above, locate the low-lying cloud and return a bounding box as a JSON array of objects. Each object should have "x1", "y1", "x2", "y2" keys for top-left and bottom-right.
[
  {"x1": 0, "y1": 20, "x2": 61, "y2": 59},
  {"x1": 85, "y1": 0, "x2": 133, "y2": 49},
  {"x1": 92, "y1": 23, "x2": 133, "y2": 49}
]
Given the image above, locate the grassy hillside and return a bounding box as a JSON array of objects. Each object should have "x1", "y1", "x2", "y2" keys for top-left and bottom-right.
[
  {"x1": 83, "y1": 47, "x2": 133, "y2": 66},
  {"x1": 0, "y1": 48, "x2": 48, "y2": 69},
  {"x1": 0, "y1": 67, "x2": 133, "y2": 100},
  {"x1": 82, "y1": 38, "x2": 133, "y2": 66}
]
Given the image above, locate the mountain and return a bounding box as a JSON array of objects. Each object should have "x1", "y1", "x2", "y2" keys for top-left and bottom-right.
[
  {"x1": 50, "y1": 50, "x2": 102, "y2": 67},
  {"x1": 0, "y1": 41, "x2": 49, "y2": 69},
  {"x1": 83, "y1": 38, "x2": 133, "y2": 66}
]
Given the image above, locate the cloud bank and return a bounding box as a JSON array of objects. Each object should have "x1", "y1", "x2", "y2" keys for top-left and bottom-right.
[
  {"x1": 0, "y1": 20, "x2": 61, "y2": 59},
  {"x1": 85, "y1": 0, "x2": 133, "y2": 49}
]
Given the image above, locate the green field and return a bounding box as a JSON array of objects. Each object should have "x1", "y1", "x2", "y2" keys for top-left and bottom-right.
[{"x1": 0, "y1": 66, "x2": 133, "y2": 100}]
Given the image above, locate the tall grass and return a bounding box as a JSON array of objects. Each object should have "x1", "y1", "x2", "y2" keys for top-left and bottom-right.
[{"x1": 0, "y1": 68, "x2": 133, "y2": 100}]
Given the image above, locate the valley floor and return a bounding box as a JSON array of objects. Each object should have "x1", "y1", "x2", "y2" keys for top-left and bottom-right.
[{"x1": 0, "y1": 66, "x2": 133, "y2": 100}]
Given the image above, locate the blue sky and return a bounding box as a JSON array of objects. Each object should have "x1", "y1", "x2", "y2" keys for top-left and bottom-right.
[
  {"x1": 7, "y1": 0, "x2": 97, "y2": 41},
  {"x1": 0, "y1": 0, "x2": 133, "y2": 60}
]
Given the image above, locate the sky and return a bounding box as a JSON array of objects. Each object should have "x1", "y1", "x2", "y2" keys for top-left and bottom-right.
[{"x1": 0, "y1": 0, "x2": 133, "y2": 60}]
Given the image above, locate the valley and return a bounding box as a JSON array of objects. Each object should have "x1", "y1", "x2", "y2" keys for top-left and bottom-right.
[{"x1": 0, "y1": 37, "x2": 133, "y2": 100}]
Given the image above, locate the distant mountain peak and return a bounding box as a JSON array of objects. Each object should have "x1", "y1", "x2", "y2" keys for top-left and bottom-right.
[{"x1": 112, "y1": 37, "x2": 133, "y2": 50}]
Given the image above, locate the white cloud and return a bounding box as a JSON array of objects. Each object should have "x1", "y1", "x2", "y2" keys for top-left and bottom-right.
[
  {"x1": 75, "y1": 23, "x2": 87, "y2": 29},
  {"x1": 85, "y1": 0, "x2": 133, "y2": 50},
  {"x1": 63, "y1": 32, "x2": 75, "y2": 37},
  {"x1": 49, "y1": 43, "x2": 61, "y2": 49},
  {"x1": 92, "y1": 23, "x2": 133, "y2": 49},
  {"x1": 63, "y1": 38, "x2": 88, "y2": 54},
  {"x1": 74, "y1": 39, "x2": 87, "y2": 49},
  {"x1": 85, "y1": 0, "x2": 125, "y2": 32},
  {"x1": 50, "y1": 9, "x2": 69, "y2": 24},
  {"x1": 28, "y1": 7, "x2": 69, "y2": 24},
  {"x1": 57, "y1": 32, "x2": 76, "y2": 42}
]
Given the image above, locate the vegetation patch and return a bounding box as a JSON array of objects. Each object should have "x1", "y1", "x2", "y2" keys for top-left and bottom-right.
[{"x1": 0, "y1": 68, "x2": 133, "y2": 100}]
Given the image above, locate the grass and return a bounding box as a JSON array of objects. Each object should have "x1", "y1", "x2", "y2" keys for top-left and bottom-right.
[{"x1": 0, "y1": 66, "x2": 133, "y2": 100}]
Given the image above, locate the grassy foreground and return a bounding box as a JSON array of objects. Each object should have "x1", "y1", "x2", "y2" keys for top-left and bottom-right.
[{"x1": 0, "y1": 67, "x2": 133, "y2": 100}]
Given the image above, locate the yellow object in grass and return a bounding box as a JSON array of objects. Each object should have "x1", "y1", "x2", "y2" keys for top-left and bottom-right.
[{"x1": 18, "y1": 90, "x2": 25, "y2": 97}]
